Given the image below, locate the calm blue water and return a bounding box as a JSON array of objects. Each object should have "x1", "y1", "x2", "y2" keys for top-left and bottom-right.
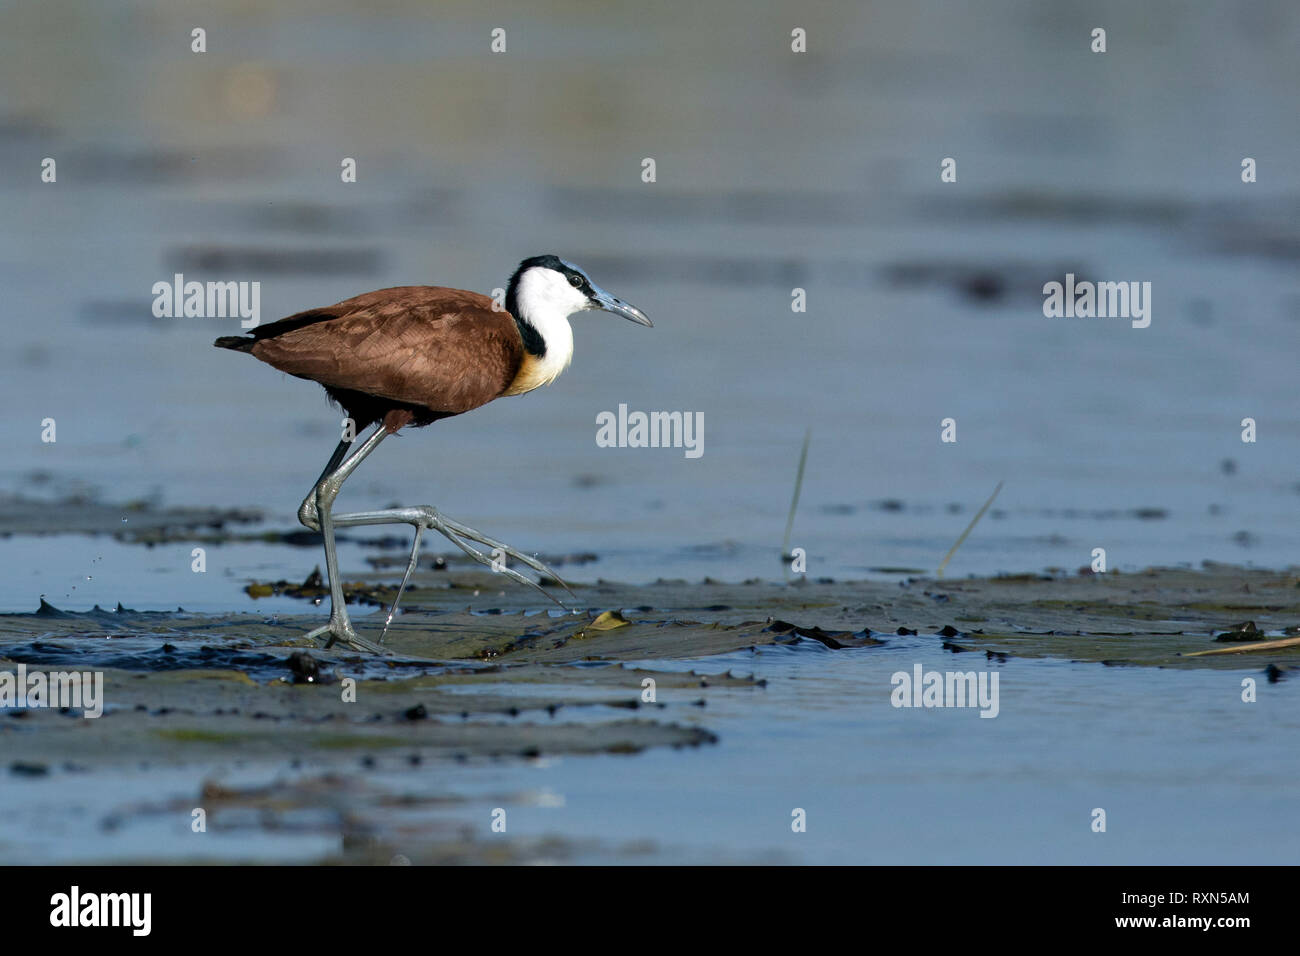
[
  {"x1": 2, "y1": 0, "x2": 1299, "y2": 605},
  {"x1": 420, "y1": 646, "x2": 1298, "y2": 864},
  {"x1": 3, "y1": 641, "x2": 1293, "y2": 864}
]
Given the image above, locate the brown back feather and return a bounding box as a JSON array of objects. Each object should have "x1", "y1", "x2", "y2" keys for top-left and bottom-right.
[{"x1": 245, "y1": 287, "x2": 524, "y2": 418}]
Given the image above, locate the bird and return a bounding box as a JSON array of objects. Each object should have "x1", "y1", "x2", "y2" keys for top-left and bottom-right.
[{"x1": 215, "y1": 255, "x2": 651, "y2": 653}]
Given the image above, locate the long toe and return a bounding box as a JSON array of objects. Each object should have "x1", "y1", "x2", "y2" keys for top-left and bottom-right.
[
  {"x1": 303, "y1": 623, "x2": 388, "y2": 655},
  {"x1": 437, "y1": 516, "x2": 577, "y2": 599},
  {"x1": 333, "y1": 623, "x2": 388, "y2": 654}
]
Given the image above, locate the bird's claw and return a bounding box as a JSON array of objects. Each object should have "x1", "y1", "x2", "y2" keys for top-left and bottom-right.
[
  {"x1": 299, "y1": 504, "x2": 580, "y2": 657},
  {"x1": 414, "y1": 506, "x2": 578, "y2": 610},
  {"x1": 304, "y1": 618, "x2": 389, "y2": 655}
]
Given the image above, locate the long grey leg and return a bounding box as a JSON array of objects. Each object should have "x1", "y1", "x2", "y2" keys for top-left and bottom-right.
[
  {"x1": 298, "y1": 437, "x2": 353, "y2": 530},
  {"x1": 380, "y1": 522, "x2": 423, "y2": 644},
  {"x1": 295, "y1": 424, "x2": 577, "y2": 655},
  {"x1": 299, "y1": 425, "x2": 390, "y2": 653},
  {"x1": 329, "y1": 506, "x2": 577, "y2": 613}
]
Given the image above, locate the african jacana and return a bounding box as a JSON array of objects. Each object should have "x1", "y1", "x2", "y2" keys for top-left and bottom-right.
[{"x1": 215, "y1": 255, "x2": 651, "y2": 653}]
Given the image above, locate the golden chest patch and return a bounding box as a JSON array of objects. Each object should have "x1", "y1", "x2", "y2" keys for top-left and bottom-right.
[{"x1": 503, "y1": 348, "x2": 571, "y2": 396}]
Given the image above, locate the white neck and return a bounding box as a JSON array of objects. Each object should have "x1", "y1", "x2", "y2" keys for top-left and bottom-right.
[
  {"x1": 518, "y1": 304, "x2": 575, "y2": 382},
  {"x1": 503, "y1": 268, "x2": 581, "y2": 395}
]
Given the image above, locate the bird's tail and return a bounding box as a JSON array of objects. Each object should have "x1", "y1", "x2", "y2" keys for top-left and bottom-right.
[{"x1": 214, "y1": 335, "x2": 255, "y2": 352}]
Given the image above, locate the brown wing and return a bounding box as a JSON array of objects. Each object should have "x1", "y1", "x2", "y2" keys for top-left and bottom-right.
[{"x1": 246, "y1": 287, "x2": 524, "y2": 415}]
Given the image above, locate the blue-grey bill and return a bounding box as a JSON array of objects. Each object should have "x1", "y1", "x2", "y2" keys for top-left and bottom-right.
[{"x1": 592, "y1": 289, "x2": 652, "y2": 327}]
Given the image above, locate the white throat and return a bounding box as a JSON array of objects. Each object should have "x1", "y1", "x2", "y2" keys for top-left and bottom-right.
[{"x1": 503, "y1": 268, "x2": 581, "y2": 396}]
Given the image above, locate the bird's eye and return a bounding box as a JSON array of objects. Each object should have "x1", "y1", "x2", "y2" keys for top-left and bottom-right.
[{"x1": 568, "y1": 274, "x2": 583, "y2": 288}]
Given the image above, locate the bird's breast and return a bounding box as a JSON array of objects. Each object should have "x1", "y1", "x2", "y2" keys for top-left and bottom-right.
[
  {"x1": 501, "y1": 318, "x2": 574, "y2": 396},
  {"x1": 502, "y1": 348, "x2": 572, "y2": 396}
]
